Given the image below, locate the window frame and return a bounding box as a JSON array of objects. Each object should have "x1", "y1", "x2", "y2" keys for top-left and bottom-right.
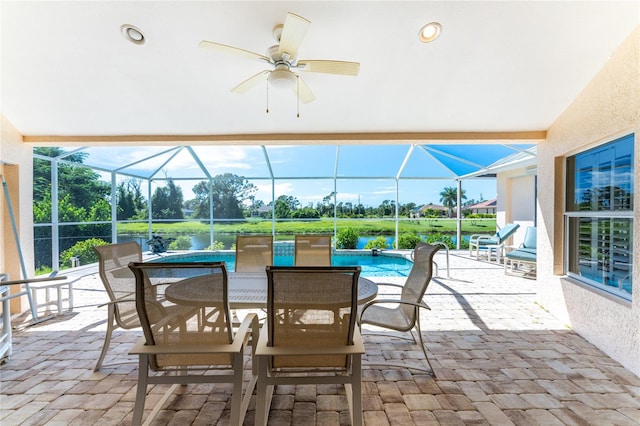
[{"x1": 563, "y1": 133, "x2": 634, "y2": 301}]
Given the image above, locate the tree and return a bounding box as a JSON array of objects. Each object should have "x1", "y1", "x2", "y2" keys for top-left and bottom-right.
[
  {"x1": 32, "y1": 147, "x2": 112, "y2": 269},
  {"x1": 439, "y1": 186, "x2": 467, "y2": 217},
  {"x1": 274, "y1": 195, "x2": 300, "y2": 219},
  {"x1": 117, "y1": 178, "x2": 146, "y2": 220},
  {"x1": 190, "y1": 174, "x2": 257, "y2": 219},
  {"x1": 33, "y1": 147, "x2": 111, "y2": 221},
  {"x1": 151, "y1": 179, "x2": 184, "y2": 219}
]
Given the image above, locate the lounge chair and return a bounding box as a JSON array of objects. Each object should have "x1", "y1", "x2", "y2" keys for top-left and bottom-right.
[
  {"x1": 504, "y1": 226, "x2": 537, "y2": 277},
  {"x1": 255, "y1": 266, "x2": 364, "y2": 426},
  {"x1": 469, "y1": 223, "x2": 520, "y2": 262},
  {"x1": 358, "y1": 242, "x2": 439, "y2": 375},
  {"x1": 294, "y1": 234, "x2": 332, "y2": 266}
]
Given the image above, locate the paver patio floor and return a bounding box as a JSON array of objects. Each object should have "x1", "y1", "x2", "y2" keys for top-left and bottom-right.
[{"x1": 2, "y1": 251, "x2": 639, "y2": 425}]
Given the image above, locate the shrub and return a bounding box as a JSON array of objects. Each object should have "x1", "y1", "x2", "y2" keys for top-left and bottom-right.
[
  {"x1": 168, "y1": 235, "x2": 192, "y2": 250},
  {"x1": 397, "y1": 233, "x2": 423, "y2": 249},
  {"x1": 364, "y1": 236, "x2": 390, "y2": 250},
  {"x1": 204, "y1": 241, "x2": 225, "y2": 250},
  {"x1": 424, "y1": 232, "x2": 455, "y2": 249},
  {"x1": 60, "y1": 238, "x2": 108, "y2": 268},
  {"x1": 336, "y1": 227, "x2": 359, "y2": 249}
]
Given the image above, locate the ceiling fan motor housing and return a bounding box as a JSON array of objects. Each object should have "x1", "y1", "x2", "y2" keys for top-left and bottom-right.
[{"x1": 269, "y1": 68, "x2": 297, "y2": 89}]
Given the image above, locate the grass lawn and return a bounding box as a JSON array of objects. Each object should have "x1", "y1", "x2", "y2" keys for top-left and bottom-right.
[{"x1": 117, "y1": 218, "x2": 496, "y2": 239}]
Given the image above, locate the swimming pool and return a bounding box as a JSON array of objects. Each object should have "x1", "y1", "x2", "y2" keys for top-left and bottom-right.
[{"x1": 151, "y1": 251, "x2": 413, "y2": 277}]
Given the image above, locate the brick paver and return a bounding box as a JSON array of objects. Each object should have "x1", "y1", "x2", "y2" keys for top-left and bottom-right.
[{"x1": 1, "y1": 252, "x2": 639, "y2": 425}]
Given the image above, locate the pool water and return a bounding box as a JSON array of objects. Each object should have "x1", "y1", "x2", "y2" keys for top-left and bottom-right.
[{"x1": 152, "y1": 252, "x2": 413, "y2": 277}]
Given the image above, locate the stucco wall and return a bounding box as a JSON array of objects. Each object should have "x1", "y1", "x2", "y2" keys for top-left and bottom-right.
[
  {"x1": 1, "y1": 115, "x2": 35, "y2": 312},
  {"x1": 537, "y1": 26, "x2": 640, "y2": 375},
  {"x1": 496, "y1": 169, "x2": 536, "y2": 246}
]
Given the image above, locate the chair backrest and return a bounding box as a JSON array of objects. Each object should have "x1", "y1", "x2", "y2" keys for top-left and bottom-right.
[
  {"x1": 294, "y1": 235, "x2": 332, "y2": 266},
  {"x1": 265, "y1": 266, "x2": 360, "y2": 369},
  {"x1": 128, "y1": 261, "x2": 233, "y2": 371},
  {"x1": 403, "y1": 243, "x2": 440, "y2": 320},
  {"x1": 495, "y1": 223, "x2": 520, "y2": 243},
  {"x1": 235, "y1": 235, "x2": 273, "y2": 272},
  {"x1": 522, "y1": 226, "x2": 537, "y2": 249},
  {"x1": 94, "y1": 242, "x2": 142, "y2": 327}
]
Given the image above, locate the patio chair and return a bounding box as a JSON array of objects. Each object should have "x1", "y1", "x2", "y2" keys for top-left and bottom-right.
[
  {"x1": 358, "y1": 242, "x2": 439, "y2": 375},
  {"x1": 235, "y1": 235, "x2": 273, "y2": 272},
  {"x1": 294, "y1": 234, "x2": 332, "y2": 266},
  {"x1": 504, "y1": 226, "x2": 537, "y2": 277},
  {"x1": 128, "y1": 261, "x2": 258, "y2": 426},
  {"x1": 0, "y1": 273, "x2": 71, "y2": 324},
  {"x1": 255, "y1": 266, "x2": 364, "y2": 426},
  {"x1": 93, "y1": 242, "x2": 143, "y2": 371},
  {"x1": 468, "y1": 223, "x2": 520, "y2": 262}
]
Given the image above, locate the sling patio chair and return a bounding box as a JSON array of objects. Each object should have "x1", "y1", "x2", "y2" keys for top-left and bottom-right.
[
  {"x1": 255, "y1": 266, "x2": 364, "y2": 426},
  {"x1": 128, "y1": 261, "x2": 258, "y2": 426},
  {"x1": 294, "y1": 234, "x2": 332, "y2": 266},
  {"x1": 93, "y1": 242, "x2": 144, "y2": 371},
  {"x1": 235, "y1": 235, "x2": 274, "y2": 272},
  {"x1": 93, "y1": 242, "x2": 195, "y2": 371},
  {"x1": 358, "y1": 242, "x2": 439, "y2": 375},
  {"x1": 468, "y1": 222, "x2": 520, "y2": 262}
]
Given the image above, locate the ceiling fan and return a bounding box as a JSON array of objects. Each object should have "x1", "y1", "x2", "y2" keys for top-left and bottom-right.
[{"x1": 199, "y1": 12, "x2": 360, "y2": 103}]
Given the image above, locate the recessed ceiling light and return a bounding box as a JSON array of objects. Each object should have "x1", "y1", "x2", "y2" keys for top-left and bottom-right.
[
  {"x1": 419, "y1": 22, "x2": 441, "y2": 43},
  {"x1": 121, "y1": 24, "x2": 145, "y2": 45}
]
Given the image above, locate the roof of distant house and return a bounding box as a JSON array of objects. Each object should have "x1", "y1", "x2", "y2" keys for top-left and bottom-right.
[
  {"x1": 417, "y1": 203, "x2": 448, "y2": 212},
  {"x1": 466, "y1": 199, "x2": 497, "y2": 209}
]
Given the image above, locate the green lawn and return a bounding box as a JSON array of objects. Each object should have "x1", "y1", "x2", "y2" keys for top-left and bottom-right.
[{"x1": 117, "y1": 217, "x2": 496, "y2": 239}]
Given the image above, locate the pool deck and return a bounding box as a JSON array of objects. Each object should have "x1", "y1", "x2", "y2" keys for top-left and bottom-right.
[{"x1": 2, "y1": 250, "x2": 639, "y2": 425}]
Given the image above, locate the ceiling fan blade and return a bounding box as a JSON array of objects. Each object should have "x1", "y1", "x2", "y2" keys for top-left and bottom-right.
[
  {"x1": 293, "y1": 75, "x2": 316, "y2": 103},
  {"x1": 231, "y1": 70, "x2": 270, "y2": 94},
  {"x1": 199, "y1": 40, "x2": 271, "y2": 63},
  {"x1": 277, "y1": 12, "x2": 310, "y2": 59},
  {"x1": 297, "y1": 60, "x2": 360, "y2": 76}
]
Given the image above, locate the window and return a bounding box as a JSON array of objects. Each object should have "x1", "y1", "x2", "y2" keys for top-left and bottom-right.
[{"x1": 565, "y1": 134, "x2": 634, "y2": 300}]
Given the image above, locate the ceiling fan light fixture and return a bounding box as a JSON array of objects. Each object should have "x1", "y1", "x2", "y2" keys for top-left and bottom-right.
[
  {"x1": 419, "y1": 22, "x2": 441, "y2": 43},
  {"x1": 121, "y1": 24, "x2": 145, "y2": 45},
  {"x1": 269, "y1": 68, "x2": 297, "y2": 89}
]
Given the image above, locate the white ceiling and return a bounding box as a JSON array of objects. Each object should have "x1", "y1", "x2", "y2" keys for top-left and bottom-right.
[{"x1": 1, "y1": 1, "x2": 638, "y2": 139}]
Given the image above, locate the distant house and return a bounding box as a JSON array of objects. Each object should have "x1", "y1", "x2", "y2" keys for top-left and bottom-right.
[
  {"x1": 465, "y1": 199, "x2": 497, "y2": 215},
  {"x1": 412, "y1": 203, "x2": 448, "y2": 218}
]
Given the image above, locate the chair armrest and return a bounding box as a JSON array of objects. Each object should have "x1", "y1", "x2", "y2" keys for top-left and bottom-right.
[
  {"x1": 360, "y1": 298, "x2": 430, "y2": 312},
  {"x1": 375, "y1": 282, "x2": 404, "y2": 290},
  {"x1": 254, "y1": 324, "x2": 365, "y2": 356},
  {"x1": 235, "y1": 312, "x2": 259, "y2": 347},
  {"x1": 130, "y1": 313, "x2": 258, "y2": 356},
  {"x1": 0, "y1": 276, "x2": 68, "y2": 286},
  {"x1": 129, "y1": 338, "x2": 247, "y2": 356},
  {"x1": 98, "y1": 297, "x2": 136, "y2": 308},
  {"x1": 469, "y1": 234, "x2": 492, "y2": 243}
]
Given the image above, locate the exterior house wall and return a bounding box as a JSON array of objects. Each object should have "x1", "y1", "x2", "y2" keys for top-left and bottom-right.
[
  {"x1": 496, "y1": 171, "x2": 536, "y2": 247},
  {"x1": 0, "y1": 115, "x2": 34, "y2": 313},
  {"x1": 537, "y1": 26, "x2": 640, "y2": 375}
]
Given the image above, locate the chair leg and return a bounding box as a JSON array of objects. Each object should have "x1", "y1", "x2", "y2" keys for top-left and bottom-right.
[
  {"x1": 255, "y1": 356, "x2": 273, "y2": 426},
  {"x1": 132, "y1": 355, "x2": 149, "y2": 426},
  {"x1": 94, "y1": 305, "x2": 116, "y2": 371},
  {"x1": 351, "y1": 355, "x2": 363, "y2": 426},
  {"x1": 229, "y1": 353, "x2": 243, "y2": 426},
  {"x1": 414, "y1": 313, "x2": 435, "y2": 376}
]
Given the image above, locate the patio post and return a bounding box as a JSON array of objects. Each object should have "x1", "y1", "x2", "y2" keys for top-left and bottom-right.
[{"x1": 457, "y1": 179, "x2": 462, "y2": 250}]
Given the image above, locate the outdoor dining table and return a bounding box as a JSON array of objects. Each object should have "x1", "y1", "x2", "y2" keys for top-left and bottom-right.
[{"x1": 164, "y1": 271, "x2": 378, "y2": 309}]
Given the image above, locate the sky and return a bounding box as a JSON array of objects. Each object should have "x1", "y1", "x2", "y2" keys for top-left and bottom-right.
[{"x1": 75, "y1": 144, "x2": 503, "y2": 208}]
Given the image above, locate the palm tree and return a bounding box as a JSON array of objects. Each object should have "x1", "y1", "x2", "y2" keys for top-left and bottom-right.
[{"x1": 439, "y1": 187, "x2": 467, "y2": 217}]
